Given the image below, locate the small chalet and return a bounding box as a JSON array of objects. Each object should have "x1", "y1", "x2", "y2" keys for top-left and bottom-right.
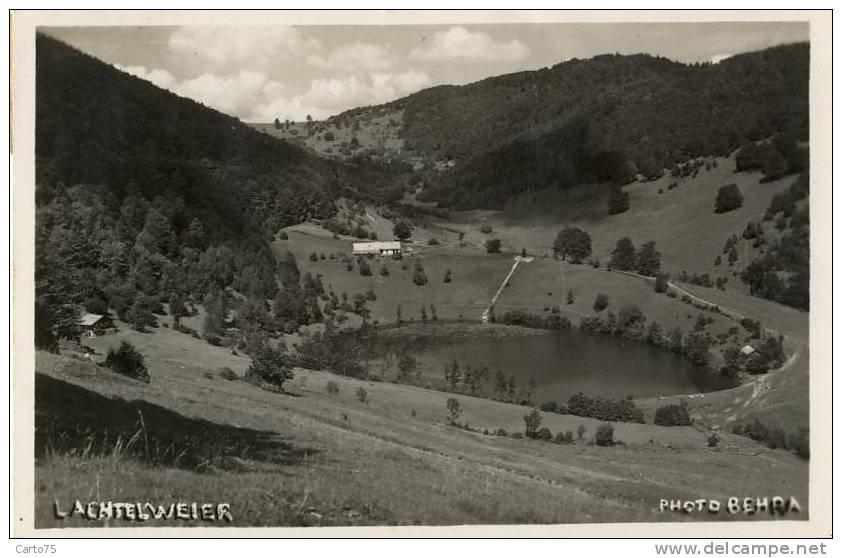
[
  {"x1": 740, "y1": 345, "x2": 756, "y2": 356},
  {"x1": 352, "y1": 241, "x2": 402, "y2": 256},
  {"x1": 79, "y1": 314, "x2": 114, "y2": 337}
]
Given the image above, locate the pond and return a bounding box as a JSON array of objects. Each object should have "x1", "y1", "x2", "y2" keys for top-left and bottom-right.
[{"x1": 368, "y1": 326, "x2": 737, "y2": 403}]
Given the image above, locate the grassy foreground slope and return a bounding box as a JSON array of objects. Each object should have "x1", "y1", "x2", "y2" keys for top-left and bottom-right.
[{"x1": 35, "y1": 322, "x2": 808, "y2": 528}]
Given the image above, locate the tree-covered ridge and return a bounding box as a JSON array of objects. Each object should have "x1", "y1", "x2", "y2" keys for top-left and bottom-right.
[
  {"x1": 33, "y1": 34, "x2": 385, "y2": 347},
  {"x1": 386, "y1": 44, "x2": 807, "y2": 208},
  {"x1": 35, "y1": 34, "x2": 380, "y2": 234}
]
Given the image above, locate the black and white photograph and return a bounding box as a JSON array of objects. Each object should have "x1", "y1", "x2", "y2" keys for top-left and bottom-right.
[{"x1": 10, "y1": 9, "x2": 832, "y2": 538}]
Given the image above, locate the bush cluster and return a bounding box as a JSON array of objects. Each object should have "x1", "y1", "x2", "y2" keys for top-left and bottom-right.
[
  {"x1": 732, "y1": 420, "x2": 808, "y2": 459},
  {"x1": 501, "y1": 310, "x2": 572, "y2": 331},
  {"x1": 653, "y1": 402, "x2": 692, "y2": 427},
  {"x1": 566, "y1": 393, "x2": 644, "y2": 423}
]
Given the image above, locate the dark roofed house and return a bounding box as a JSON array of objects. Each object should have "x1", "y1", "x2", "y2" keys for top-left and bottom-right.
[{"x1": 79, "y1": 314, "x2": 114, "y2": 337}]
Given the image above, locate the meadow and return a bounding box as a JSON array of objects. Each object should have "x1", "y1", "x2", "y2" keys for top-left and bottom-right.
[{"x1": 35, "y1": 322, "x2": 808, "y2": 527}]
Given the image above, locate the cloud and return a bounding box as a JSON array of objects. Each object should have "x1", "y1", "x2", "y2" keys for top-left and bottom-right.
[
  {"x1": 176, "y1": 71, "x2": 280, "y2": 118},
  {"x1": 251, "y1": 70, "x2": 431, "y2": 122},
  {"x1": 167, "y1": 26, "x2": 322, "y2": 72},
  {"x1": 306, "y1": 41, "x2": 393, "y2": 71},
  {"x1": 410, "y1": 26, "x2": 529, "y2": 62},
  {"x1": 118, "y1": 61, "x2": 430, "y2": 122},
  {"x1": 116, "y1": 27, "x2": 434, "y2": 122},
  {"x1": 114, "y1": 64, "x2": 178, "y2": 91},
  {"x1": 710, "y1": 53, "x2": 733, "y2": 64}
]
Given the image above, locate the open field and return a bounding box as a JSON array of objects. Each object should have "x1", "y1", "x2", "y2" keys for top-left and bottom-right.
[
  {"x1": 35, "y1": 320, "x2": 808, "y2": 527},
  {"x1": 278, "y1": 228, "x2": 739, "y2": 337},
  {"x1": 275, "y1": 228, "x2": 513, "y2": 323},
  {"x1": 419, "y1": 155, "x2": 797, "y2": 293}
]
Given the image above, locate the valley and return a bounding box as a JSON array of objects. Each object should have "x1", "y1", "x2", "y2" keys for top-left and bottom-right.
[{"x1": 30, "y1": 32, "x2": 812, "y2": 529}]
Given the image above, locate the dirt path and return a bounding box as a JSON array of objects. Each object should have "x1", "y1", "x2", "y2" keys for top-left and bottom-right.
[
  {"x1": 482, "y1": 256, "x2": 532, "y2": 322},
  {"x1": 610, "y1": 269, "x2": 805, "y2": 423}
]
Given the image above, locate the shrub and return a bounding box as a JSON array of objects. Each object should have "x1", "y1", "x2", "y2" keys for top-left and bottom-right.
[
  {"x1": 126, "y1": 300, "x2": 157, "y2": 332},
  {"x1": 358, "y1": 259, "x2": 372, "y2": 276},
  {"x1": 412, "y1": 260, "x2": 428, "y2": 286},
  {"x1": 501, "y1": 310, "x2": 571, "y2": 331},
  {"x1": 443, "y1": 269, "x2": 452, "y2": 283},
  {"x1": 788, "y1": 427, "x2": 810, "y2": 459},
  {"x1": 217, "y1": 367, "x2": 239, "y2": 381},
  {"x1": 734, "y1": 419, "x2": 790, "y2": 452},
  {"x1": 446, "y1": 397, "x2": 462, "y2": 426},
  {"x1": 715, "y1": 183, "x2": 743, "y2": 213},
  {"x1": 553, "y1": 430, "x2": 575, "y2": 445},
  {"x1": 539, "y1": 401, "x2": 559, "y2": 413},
  {"x1": 653, "y1": 402, "x2": 692, "y2": 426},
  {"x1": 523, "y1": 408, "x2": 542, "y2": 438},
  {"x1": 567, "y1": 393, "x2": 644, "y2": 423},
  {"x1": 278, "y1": 230, "x2": 289, "y2": 240},
  {"x1": 245, "y1": 337, "x2": 293, "y2": 388},
  {"x1": 480, "y1": 224, "x2": 493, "y2": 234},
  {"x1": 654, "y1": 273, "x2": 669, "y2": 293},
  {"x1": 595, "y1": 423, "x2": 615, "y2": 446},
  {"x1": 576, "y1": 424, "x2": 587, "y2": 440},
  {"x1": 104, "y1": 341, "x2": 150, "y2": 383},
  {"x1": 534, "y1": 427, "x2": 553, "y2": 441},
  {"x1": 486, "y1": 238, "x2": 502, "y2": 254},
  {"x1": 495, "y1": 428, "x2": 508, "y2": 437},
  {"x1": 326, "y1": 380, "x2": 340, "y2": 395},
  {"x1": 204, "y1": 333, "x2": 223, "y2": 346},
  {"x1": 428, "y1": 238, "x2": 439, "y2": 245},
  {"x1": 607, "y1": 186, "x2": 630, "y2": 215},
  {"x1": 355, "y1": 387, "x2": 368, "y2": 403},
  {"x1": 707, "y1": 433, "x2": 720, "y2": 448},
  {"x1": 740, "y1": 318, "x2": 762, "y2": 338},
  {"x1": 309, "y1": 252, "x2": 318, "y2": 262},
  {"x1": 379, "y1": 264, "x2": 389, "y2": 276},
  {"x1": 593, "y1": 293, "x2": 609, "y2": 312}
]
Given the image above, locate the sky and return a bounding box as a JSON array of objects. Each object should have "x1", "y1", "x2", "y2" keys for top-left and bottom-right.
[{"x1": 43, "y1": 22, "x2": 809, "y2": 123}]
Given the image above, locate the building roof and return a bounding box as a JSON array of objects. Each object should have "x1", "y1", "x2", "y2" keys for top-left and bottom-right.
[
  {"x1": 79, "y1": 314, "x2": 107, "y2": 326},
  {"x1": 352, "y1": 241, "x2": 401, "y2": 251},
  {"x1": 740, "y1": 345, "x2": 756, "y2": 355}
]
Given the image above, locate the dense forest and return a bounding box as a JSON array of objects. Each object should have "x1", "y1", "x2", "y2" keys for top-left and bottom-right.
[
  {"x1": 34, "y1": 35, "x2": 385, "y2": 348},
  {"x1": 370, "y1": 44, "x2": 810, "y2": 208}
]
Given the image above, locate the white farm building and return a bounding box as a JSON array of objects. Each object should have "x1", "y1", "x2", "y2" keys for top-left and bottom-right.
[{"x1": 352, "y1": 241, "x2": 402, "y2": 256}]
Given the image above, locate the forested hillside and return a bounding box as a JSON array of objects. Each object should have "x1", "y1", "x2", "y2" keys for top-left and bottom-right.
[
  {"x1": 34, "y1": 35, "x2": 384, "y2": 348},
  {"x1": 326, "y1": 44, "x2": 809, "y2": 209}
]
